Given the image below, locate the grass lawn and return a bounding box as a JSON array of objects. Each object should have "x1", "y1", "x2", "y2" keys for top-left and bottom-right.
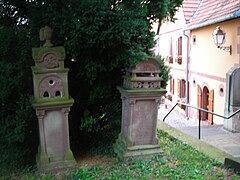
[{"x1": 3, "y1": 130, "x2": 240, "y2": 179}]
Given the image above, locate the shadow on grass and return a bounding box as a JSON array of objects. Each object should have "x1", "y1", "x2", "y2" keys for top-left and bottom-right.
[{"x1": 1, "y1": 130, "x2": 240, "y2": 179}]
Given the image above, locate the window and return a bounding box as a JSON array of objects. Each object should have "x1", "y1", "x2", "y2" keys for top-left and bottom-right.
[
  {"x1": 177, "y1": 79, "x2": 186, "y2": 98},
  {"x1": 177, "y1": 79, "x2": 186, "y2": 110},
  {"x1": 192, "y1": 35, "x2": 196, "y2": 45},
  {"x1": 175, "y1": 36, "x2": 182, "y2": 64}
]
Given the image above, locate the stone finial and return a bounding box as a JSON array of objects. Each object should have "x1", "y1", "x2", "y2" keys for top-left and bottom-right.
[{"x1": 40, "y1": 26, "x2": 53, "y2": 47}]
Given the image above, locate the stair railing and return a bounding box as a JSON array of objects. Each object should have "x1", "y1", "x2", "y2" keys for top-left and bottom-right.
[{"x1": 162, "y1": 102, "x2": 240, "y2": 139}]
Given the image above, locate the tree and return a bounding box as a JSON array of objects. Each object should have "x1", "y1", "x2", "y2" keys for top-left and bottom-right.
[
  {"x1": 0, "y1": 0, "x2": 183, "y2": 169},
  {"x1": 0, "y1": 26, "x2": 38, "y2": 171}
]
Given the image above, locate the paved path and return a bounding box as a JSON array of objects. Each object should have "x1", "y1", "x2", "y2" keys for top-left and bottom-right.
[{"x1": 157, "y1": 105, "x2": 240, "y2": 170}]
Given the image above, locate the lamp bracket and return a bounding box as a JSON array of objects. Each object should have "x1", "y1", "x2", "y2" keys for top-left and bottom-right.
[{"x1": 218, "y1": 45, "x2": 232, "y2": 55}]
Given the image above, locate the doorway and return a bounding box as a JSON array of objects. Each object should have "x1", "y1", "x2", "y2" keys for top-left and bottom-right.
[
  {"x1": 197, "y1": 85, "x2": 214, "y2": 125},
  {"x1": 202, "y1": 86, "x2": 209, "y2": 121}
]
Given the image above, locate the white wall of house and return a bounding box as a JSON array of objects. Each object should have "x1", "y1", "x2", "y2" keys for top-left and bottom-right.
[
  {"x1": 153, "y1": 8, "x2": 190, "y2": 115},
  {"x1": 188, "y1": 18, "x2": 240, "y2": 124}
]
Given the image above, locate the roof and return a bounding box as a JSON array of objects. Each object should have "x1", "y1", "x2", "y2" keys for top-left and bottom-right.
[
  {"x1": 182, "y1": 0, "x2": 201, "y2": 23},
  {"x1": 187, "y1": 0, "x2": 240, "y2": 30}
]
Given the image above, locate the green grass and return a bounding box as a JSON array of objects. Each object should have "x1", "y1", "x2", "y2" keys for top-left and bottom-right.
[{"x1": 2, "y1": 130, "x2": 240, "y2": 179}]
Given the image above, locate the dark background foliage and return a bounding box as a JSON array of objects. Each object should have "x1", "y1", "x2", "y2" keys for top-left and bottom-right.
[
  {"x1": 0, "y1": 0, "x2": 182, "y2": 172},
  {"x1": 0, "y1": 27, "x2": 38, "y2": 171}
]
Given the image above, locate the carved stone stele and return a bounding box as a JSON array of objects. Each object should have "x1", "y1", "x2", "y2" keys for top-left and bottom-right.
[
  {"x1": 32, "y1": 27, "x2": 76, "y2": 173},
  {"x1": 114, "y1": 57, "x2": 166, "y2": 160}
]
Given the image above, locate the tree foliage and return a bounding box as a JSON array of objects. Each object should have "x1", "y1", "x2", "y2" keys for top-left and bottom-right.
[
  {"x1": 0, "y1": 27, "x2": 38, "y2": 172},
  {"x1": 0, "y1": 0, "x2": 182, "y2": 170}
]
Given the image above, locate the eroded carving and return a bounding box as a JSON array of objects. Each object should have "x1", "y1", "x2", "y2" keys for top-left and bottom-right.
[{"x1": 123, "y1": 58, "x2": 162, "y2": 89}]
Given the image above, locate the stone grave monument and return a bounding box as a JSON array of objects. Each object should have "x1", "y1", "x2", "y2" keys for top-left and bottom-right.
[
  {"x1": 31, "y1": 26, "x2": 76, "y2": 172},
  {"x1": 224, "y1": 66, "x2": 240, "y2": 132},
  {"x1": 114, "y1": 57, "x2": 166, "y2": 160}
]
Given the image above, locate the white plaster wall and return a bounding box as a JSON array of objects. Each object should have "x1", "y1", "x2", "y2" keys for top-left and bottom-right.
[{"x1": 189, "y1": 19, "x2": 240, "y2": 124}]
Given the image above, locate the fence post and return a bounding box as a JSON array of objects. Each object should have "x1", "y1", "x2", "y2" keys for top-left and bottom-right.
[{"x1": 198, "y1": 110, "x2": 201, "y2": 139}]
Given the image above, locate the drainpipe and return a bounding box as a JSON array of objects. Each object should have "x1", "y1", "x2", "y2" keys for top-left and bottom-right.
[
  {"x1": 156, "y1": 20, "x2": 162, "y2": 56},
  {"x1": 183, "y1": 30, "x2": 189, "y2": 119}
]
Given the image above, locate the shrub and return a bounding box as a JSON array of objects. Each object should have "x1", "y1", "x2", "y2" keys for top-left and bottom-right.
[
  {"x1": 0, "y1": 27, "x2": 38, "y2": 172},
  {"x1": 154, "y1": 55, "x2": 171, "y2": 88}
]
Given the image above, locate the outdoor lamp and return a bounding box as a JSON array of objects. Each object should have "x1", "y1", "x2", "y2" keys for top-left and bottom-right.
[{"x1": 212, "y1": 26, "x2": 232, "y2": 55}]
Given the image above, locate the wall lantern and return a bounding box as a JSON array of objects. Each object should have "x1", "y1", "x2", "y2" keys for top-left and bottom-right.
[{"x1": 212, "y1": 26, "x2": 232, "y2": 55}]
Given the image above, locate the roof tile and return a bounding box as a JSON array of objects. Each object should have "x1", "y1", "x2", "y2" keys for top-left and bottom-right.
[
  {"x1": 182, "y1": 0, "x2": 201, "y2": 22},
  {"x1": 187, "y1": 0, "x2": 240, "y2": 29}
]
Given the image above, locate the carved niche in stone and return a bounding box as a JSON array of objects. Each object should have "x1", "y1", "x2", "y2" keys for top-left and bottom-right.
[{"x1": 39, "y1": 75, "x2": 64, "y2": 98}]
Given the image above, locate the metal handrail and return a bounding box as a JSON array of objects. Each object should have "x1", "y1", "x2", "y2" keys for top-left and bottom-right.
[{"x1": 162, "y1": 102, "x2": 240, "y2": 139}]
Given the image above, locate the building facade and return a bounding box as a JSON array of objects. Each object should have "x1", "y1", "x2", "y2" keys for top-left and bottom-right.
[{"x1": 155, "y1": 0, "x2": 240, "y2": 125}]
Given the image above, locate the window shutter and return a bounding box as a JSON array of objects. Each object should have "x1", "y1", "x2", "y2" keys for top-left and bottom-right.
[
  {"x1": 197, "y1": 85, "x2": 202, "y2": 108},
  {"x1": 168, "y1": 37, "x2": 173, "y2": 63},
  {"x1": 178, "y1": 36, "x2": 182, "y2": 56},
  {"x1": 182, "y1": 80, "x2": 186, "y2": 98},
  {"x1": 170, "y1": 78, "x2": 175, "y2": 94},
  {"x1": 172, "y1": 78, "x2": 175, "y2": 95},
  {"x1": 169, "y1": 37, "x2": 173, "y2": 56},
  {"x1": 177, "y1": 79, "x2": 180, "y2": 97},
  {"x1": 208, "y1": 90, "x2": 214, "y2": 125}
]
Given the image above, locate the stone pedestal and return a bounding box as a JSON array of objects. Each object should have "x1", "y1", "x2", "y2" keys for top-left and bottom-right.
[
  {"x1": 114, "y1": 57, "x2": 166, "y2": 160},
  {"x1": 32, "y1": 26, "x2": 76, "y2": 172},
  {"x1": 34, "y1": 102, "x2": 76, "y2": 172},
  {"x1": 224, "y1": 107, "x2": 240, "y2": 132}
]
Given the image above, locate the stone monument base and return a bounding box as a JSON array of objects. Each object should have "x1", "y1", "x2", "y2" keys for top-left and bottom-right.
[
  {"x1": 224, "y1": 107, "x2": 240, "y2": 133},
  {"x1": 36, "y1": 147, "x2": 76, "y2": 173},
  {"x1": 113, "y1": 134, "x2": 162, "y2": 161}
]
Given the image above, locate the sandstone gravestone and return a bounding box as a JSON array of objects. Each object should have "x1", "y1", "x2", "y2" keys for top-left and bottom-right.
[
  {"x1": 224, "y1": 66, "x2": 240, "y2": 132},
  {"x1": 114, "y1": 57, "x2": 166, "y2": 160},
  {"x1": 31, "y1": 26, "x2": 76, "y2": 172}
]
